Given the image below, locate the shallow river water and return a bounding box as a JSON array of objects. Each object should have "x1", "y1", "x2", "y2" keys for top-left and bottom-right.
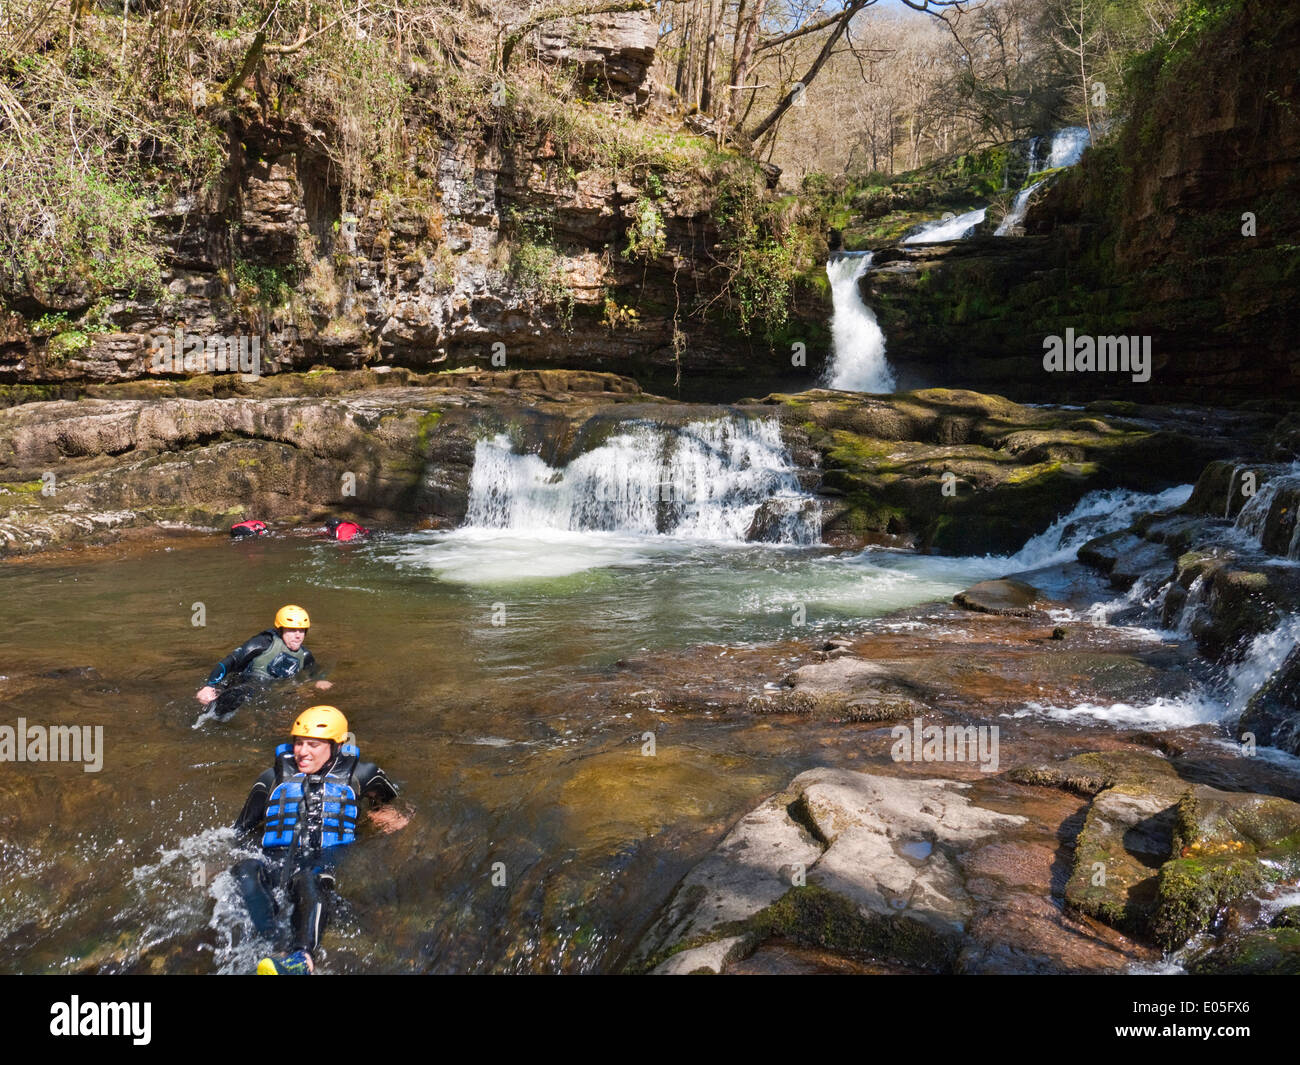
[{"x1": 2, "y1": 482, "x2": 1274, "y2": 973}]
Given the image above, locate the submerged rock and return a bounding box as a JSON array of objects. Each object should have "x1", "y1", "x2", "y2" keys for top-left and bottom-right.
[{"x1": 953, "y1": 579, "x2": 1041, "y2": 616}]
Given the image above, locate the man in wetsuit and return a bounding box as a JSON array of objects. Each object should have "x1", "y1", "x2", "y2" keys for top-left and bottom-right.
[
  {"x1": 231, "y1": 705, "x2": 407, "y2": 975},
  {"x1": 195, "y1": 604, "x2": 332, "y2": 719}
]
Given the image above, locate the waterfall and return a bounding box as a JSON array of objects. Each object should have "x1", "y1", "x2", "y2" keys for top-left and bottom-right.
[
  {"x1": 1232, "y1": 463, "x2": 1300, "y2": 556},
  {"x1": 822, "y1": 252, "x2": 896, "y2": 394},
  {"x1": 994, "y1": 128, "x2": 1093, "y2": 238},
  {"x1": 1031, "y1": 126, "x2": 1091, "y2": 172},
  {"x1": 464, "y1": 416, "x2": 820, "y2": 544},
  {"x1": 994, "y1": 179, "x2": 1047, "y2": 236},
  {"x1": 901, "y1": 207, "x2": 987, "y2": 245},
  {"x1": 1227, "y1": 613, "x2": 1300, "y2": 715},
  {"x1": 1004, "y1": 484, "x2": 1193, "y2": 571}
]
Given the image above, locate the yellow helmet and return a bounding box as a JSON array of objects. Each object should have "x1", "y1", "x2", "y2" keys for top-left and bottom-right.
[
  {"x1": 290, "y1": 706, "x2": 349, "y2": 744},
  {"x1": 274, "y1": 604, "x2": 310, "y2": 631}
]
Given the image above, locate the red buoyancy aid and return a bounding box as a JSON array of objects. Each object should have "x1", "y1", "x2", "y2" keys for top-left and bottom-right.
[
  {"x1": 231, "y1": 520, "x2": 269, "y2": 538},
  {"x1": 325, "y1": 519, "x2": 370, "y2": 541}
]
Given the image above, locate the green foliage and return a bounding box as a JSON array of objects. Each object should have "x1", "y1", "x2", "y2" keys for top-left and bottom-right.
[
  {"x1": 714, "y1": 176, "x2": 798, "y2": 339},
  {"x1": 299, "y1": 32, "x2": 413, "y2": 203},
  {"x1": 233, "y1": 261, "x2": 296, "y2": 310},
  {"x1": 503, "y1": 208, "x2": 575, "y2": 330},
  {"x1": 624, "y1": 195, "x2": 667, "y2": 262},
  {"x1": 0, "y1": 153, "x2": 163, "y2": 301}
]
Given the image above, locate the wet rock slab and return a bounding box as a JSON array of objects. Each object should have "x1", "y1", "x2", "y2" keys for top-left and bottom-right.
[
  {"x1": 953, "y1": 578, "x2": 1042, "y2": 616},
  {"x1": 634, "y1": 767, "x2": 1027, "y2": 973}
]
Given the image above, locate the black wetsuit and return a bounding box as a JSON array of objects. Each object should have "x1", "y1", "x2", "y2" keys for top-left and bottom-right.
[
  {"x1": 232, "y1": 750, "x2": 398, "y2": 956},
  {"x1": 202, "y1": 630, "x2": 319, "y2": 719}
]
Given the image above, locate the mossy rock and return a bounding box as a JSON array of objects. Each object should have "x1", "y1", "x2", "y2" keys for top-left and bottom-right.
[
  {"x1": 1009, "y1": 750, "x2": 1181, "y2": 796},
  {"x1": 1187, "y1": 928, "x2": 1300, "y2": 975},
  {"x1": 1063, "y1": 781, "x2": 1185, "y2": 936},
  {"x1": 727, "y1": 884, "x2": 958, "y2": 974},
  {"x1": 1271, "y1": 905, "x2": 1300, "y2": 929},
  {"x1": 1151, "y1": 855, "x2": 1263, "y2": 952},
  {"x1": 637, "y1": 880, "x2": 955, "y2": 973}
]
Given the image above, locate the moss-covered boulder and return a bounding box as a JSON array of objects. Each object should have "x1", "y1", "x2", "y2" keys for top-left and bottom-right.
[
  {"x1": 751, "y1": 388, "x2": 1231, "y2": 554},
  {"x1": 1016, "y1": 750, "x2": 1300, "y2": 954},
  {"x1": 1187, "y1": 928, "x2": 1300, "y2": 975}
]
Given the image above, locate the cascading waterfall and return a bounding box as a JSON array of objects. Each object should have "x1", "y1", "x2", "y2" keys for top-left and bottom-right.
[
  {"x1": 1233, "y1": 464, "x2": 1300, "y2": 556},
  {"x1": 994, "y1": 179, "x2": 1047, "y2": 236},
  {"x1": 822, "y1": 252, "x2": 896, "y2": 394},
  {"x1": 1005, "y1": 484, "x2": 1194, "y2": 571},
  {"x1": 899, "y1": 129, "x2": 1091, "y2": 245},
  {"x1": 1225, "y1": 613, "x2": 1300, "y2": 715},
  {"x1": 996, "y1": 127, "x2": 1094, "y2": 237},
  {"x1": 464, "y1": 416, "x2": 820, "y2": 544},
  {"x1": 901, "y1": 207, "x2": 987, "y2": 245},
  {"x1": 1038, "y1": 126, "x2": 1091, "y2": 170}
]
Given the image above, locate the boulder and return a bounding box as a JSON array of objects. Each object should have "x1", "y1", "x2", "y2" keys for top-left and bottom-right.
[{"x1": 634, "y1": 767, "x2": 1027, "y2": 973}]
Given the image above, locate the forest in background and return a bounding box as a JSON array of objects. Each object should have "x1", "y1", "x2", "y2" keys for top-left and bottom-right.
[{"x1": 0, "y1": 0, "x2": 1243, "y2": 335}]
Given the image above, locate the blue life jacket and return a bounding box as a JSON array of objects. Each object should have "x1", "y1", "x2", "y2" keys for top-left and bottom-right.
[{"x1": 262, "y1": 742, "x2": 361, "y2": 850}]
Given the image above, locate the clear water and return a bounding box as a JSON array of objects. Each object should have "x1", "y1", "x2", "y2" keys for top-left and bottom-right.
[{"x1": 3, "y1": 474, "x2": 1274, "y2": 974}]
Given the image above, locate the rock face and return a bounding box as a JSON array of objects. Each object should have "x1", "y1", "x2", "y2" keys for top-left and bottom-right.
[
  {"x1": 534, "y1": 11, "x2": 657, "y2": 95},
  {"x1": 0, "y1": 12, "x2": 785, "y2": 397},
  {"x1": 0, "y1": 370, "x2": 655, "y2": 554},
  {"x1": 2, "y1": 380, "x2": 1246, "y2": 557},
  {"x1": 633, "y1": 768, "x2": 1027, "y2": 974}
]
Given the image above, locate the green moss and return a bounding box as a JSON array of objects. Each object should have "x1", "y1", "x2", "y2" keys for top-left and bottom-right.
[
  {"x1": 748, "y1": 885, "x2": 956, "y2": 971},
  {"x1": 416, "y1": 409, "x2": 443, "y2": 449},
  {"x1": 1151, "y1": 855, "x2": 1263, "y2": 951},
  {"x1": 0, "y1": 480, "x2": 45, "y2": 494},
  {"x1": 1188, "y1": 929, "x2": 1300, "y2": 975},
  {"x1": 839, "y1": 491, "x2": 907, "y2": 534}
]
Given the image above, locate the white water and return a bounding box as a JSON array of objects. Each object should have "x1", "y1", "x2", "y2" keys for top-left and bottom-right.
[
  {"x1": 994, "y1": 179, "x2": 1047, "y2": 236},
  {"x1": 994, "y1": 128, "x2": 1093, "y2": 237},
  {"x1": 823, "y1": 252, "x2": 896, "y2": 393},
  {"x1": 1234, "y1": 463, "x2": 1300, "y2": 557},
  {"x1": 1005, "y1": 484, "x2": 1193, "y2": 572},
  {"x1": 464, "y1": 416, "x2": 820, "y2": 544},
  {"x1": 1032, "y1": 126, "x2": 1091, "y2": 172},
  {"x1": 901, "y1": 206, "x2": 987, "y2": 245}
]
